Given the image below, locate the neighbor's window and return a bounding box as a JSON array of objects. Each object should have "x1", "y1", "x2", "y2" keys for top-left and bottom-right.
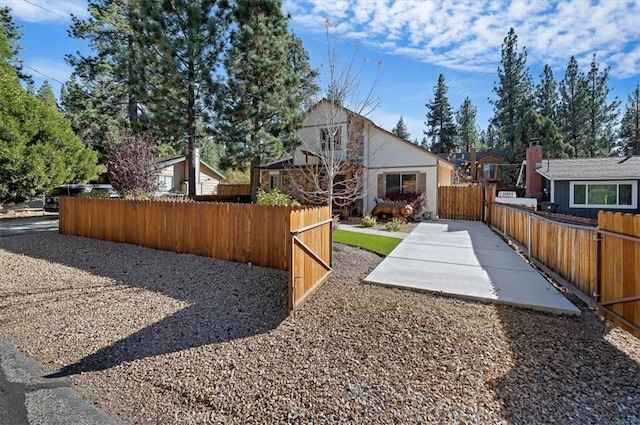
[
  {"x1": 159, "y1": 175, "x2": 173, "y2": 191},
  {"x1": 386, "y1": 173, "x2": 417, "y2": 194},
  {"x1": 483, "y1": 164, "x2": 498, "y2": 180},
  {"x1": 269, "y1": 173, "x2": 280, "y2": 190},
  {"x1": 570, "y1": 181, "x2": 637, "y2": 208},
  {"x1": 321, "y1": 127, "x2": 342, "y2": 151}
]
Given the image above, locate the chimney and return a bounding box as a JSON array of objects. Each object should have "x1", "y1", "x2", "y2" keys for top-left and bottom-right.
[
  {"x1": 627, "y1": 146, "x2": 634, "y2": 158},
  {"x1": 525, "y1": 141, "x2": 544, "y2": 201},
  {"x1": 470, "y1": 147, "x2": 477, "y2": 181}
]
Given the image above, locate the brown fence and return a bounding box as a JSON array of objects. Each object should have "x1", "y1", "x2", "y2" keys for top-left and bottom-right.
[
  {"x1": 217, "y1": 184, "x2": 251, "y2": 196},
  {"x1": 492, "y1": 203, "x2": 639, "y2": 337},
  {"x1": 437, "y1": 186, "x2": 486, "y2": 221},
  {"x1": 59, "y1": 197, "x2": 331, "y2": 313}
]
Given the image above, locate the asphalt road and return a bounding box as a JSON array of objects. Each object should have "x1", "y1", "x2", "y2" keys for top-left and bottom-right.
[{"x1": 0, "y1": 217, "x2": 59, "y2": 238}]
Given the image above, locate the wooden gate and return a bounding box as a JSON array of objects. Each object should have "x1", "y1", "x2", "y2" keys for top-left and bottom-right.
[
  {"x1": 437, "y1": 186, "x2": 488, "y2": 221},
  {"x1": 288, "y1": 208, "x2": 333, "y2": 312}
]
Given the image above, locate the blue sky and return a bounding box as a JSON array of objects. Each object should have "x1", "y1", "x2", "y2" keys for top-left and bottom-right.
[{"x1": 3, "y1": 0, "x2": 640, "y2": 143}]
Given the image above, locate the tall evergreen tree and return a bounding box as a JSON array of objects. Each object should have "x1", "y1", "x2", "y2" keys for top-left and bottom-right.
[
  {"x1": 583, "y1": 54, "x2": 620, "y2": 157},
  {"x1": 391, "y1": 116, "x2": 411, "y2": 140},
  {"x1": 490, "y1": 28, "x2": 532, "y2": 151},
  {"x1": 478, "y1": 123, "x2": 499, "y2": 150},
  {"x1": 515, "y1": 109, "x2": 574, "y2": 160},
  {"x1": 37, "y1": 80, "x2": 58, "y2": 109},
  {"x1": 558, "y1": 56, "x2": 588, "y2": 156},
  {"x1": 534, "y1": 64, "x2": 557, "y2": 122},
  {"x1": 456, "y1": 97, "x2": 478, "y2": 152},
  {"x1": 137, "y1": 0, "x2": 231, "y2": 196},
  {"x1": 619, "y1": 84, "x2": 640, "y2": 155},
  {"x1": 218, "y1": 0, "x2": 308, "y2": 201},
  {"x1": 0, "y1": 7, "x2": 32, "y2": 83},
  {"x1": 425, "y1": 74, "x2": 457, "y2": 153},
  {"x1": 287, "y1": 32, "x2": 319, "y2": 110},
  {"x1": 66, "y1": 0, "x2": 144, "y2": 150},
  {"x1": 0, "y1": 30, "x2": 97, "y2": 203}
]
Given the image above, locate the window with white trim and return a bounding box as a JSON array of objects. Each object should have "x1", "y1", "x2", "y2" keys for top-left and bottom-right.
[
  {"x1": 569, "y1": 181, "x2": 637, "y2": 209},
  {"x1": 159, "y1": 175, "x2": 173, "y2": 191}
]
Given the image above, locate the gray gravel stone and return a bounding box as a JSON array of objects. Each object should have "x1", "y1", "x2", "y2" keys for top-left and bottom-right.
[{"x1": 0, "y1": 234, "x2": 638, "y2": 424}]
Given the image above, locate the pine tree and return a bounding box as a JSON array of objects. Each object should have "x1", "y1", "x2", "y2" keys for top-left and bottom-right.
[
  {"x1": 419, "y1": 136, "x2": 429, "y2": 149},
  {"x1": 287, "y1": 32, "x2": 319, "y2": 110},
  {"x1": 36, "y1": 80, "x2": 58, "y2": 109},
  {"x1": 490, "y1": 28, "x2": 532, "y2": 151},
  {"x1": 0, "y1": 7, "x2": 32, "y2": 83},
  {"x1": 558, "y1": 56, "x2": 588, "y2": 156},
  {"x1": 534, "y1": 64, "x2": 557, "y2": 122},
  {"x1": 425, "y1": 74, "x2": 457, "y2": 153},
  {"x1": 478, "y1": 123, "x2": 499, "y2": 150},
  {"x1": 583, "y1": 55, "x2": 620, "y2": 157},
  {"x1": 137, "y1": 0, "x2": 231, "y2": 196},
  {"x1": 619, "y1": 84, "x2": 640, "y2": 155},
  {"x1": 66, "y1": 0, "x2": 144, "y2": 149},
  {"x1": 456, "y1": 98, "x2": 478, "y2": 152},
  {"x1": 391, "y1": 116, "x2": 411, "y2": 140},
  {"x1": 218, "y1": 0, "x2": 308, "y2": 201},
  {"x1": 515, "y1": 109, "x2": 574, "y2": 160}
]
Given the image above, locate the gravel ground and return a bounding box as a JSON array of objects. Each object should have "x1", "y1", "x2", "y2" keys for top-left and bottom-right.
[{"x1": 0, "y1": 233, "x2": 639, "y2": 424}]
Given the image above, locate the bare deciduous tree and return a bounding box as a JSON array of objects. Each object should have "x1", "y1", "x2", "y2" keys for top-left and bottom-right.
[{"x1": 286, "y1": 19, "x2": 382, "y2": 216}]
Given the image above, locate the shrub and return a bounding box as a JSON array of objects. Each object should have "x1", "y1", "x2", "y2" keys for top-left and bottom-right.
[
  {"x1": 384, "y1": 217, "x2": 405, "y2": 232},
  {"x1": 256, "y1": 188, "x2": 301, "y2": 207},
  {"x1": 361, "y1": 214, "x2": 377, "y2": 227}
]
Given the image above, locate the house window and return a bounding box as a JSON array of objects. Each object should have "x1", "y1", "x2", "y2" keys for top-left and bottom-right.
[
  {"x1": 159, "y1": 175, "x2": 173, "y2": 191},
  {"x1": 321, "y1": 127, "x2": 342, "y2": 151},
  {"x1": 483, "y1": 164, "x2": 498, "y2": 180},
  {"x1": 269, "y1": 173, "x2": 280, "y2": 190},
  {"x1": 386, "y1": 173, "x2": 417, "y2": 194},
  {"x1": 570, "y1": 181, "x2": 637, "y2": 209},
  {"x1": 334, "y1": 174, "x2": 347, "y2": 193}
]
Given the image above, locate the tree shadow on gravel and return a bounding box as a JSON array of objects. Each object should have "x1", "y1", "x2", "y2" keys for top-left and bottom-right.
[{"x1": 1, "y1": 234, "x2": 288, "y2": 378}]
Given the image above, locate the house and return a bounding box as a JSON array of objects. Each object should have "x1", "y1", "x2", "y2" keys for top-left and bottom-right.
[
  {"x1": 155, "y1": 149, "x2": 225, "y2": 195},
  {"x1": 524, "y1": 144, "x2": 640, "y2": 219},
  {"x1": 260, "y1": 100, "x2": 455, "y2": 217},
  {"x1": 441, "y1": 149, "x2": 506, "y2": 187}
]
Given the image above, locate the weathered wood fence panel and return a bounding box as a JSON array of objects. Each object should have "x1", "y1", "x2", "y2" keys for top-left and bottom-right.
[
  {"x1": 60, "y1": 198, "x2": 332, "y2": 313},
  {"x1": 598, "y1": 212, "x2": 640, "y2": 336},
  {"x1": 437, "y1": 186, "x2": 485, "y2": 221},
  {"x1": 217, "y1": 184, "x2": 251, "y2": 196},
  {"x1": 492, "y1": 203, "x2": 639, "y2": 337}
]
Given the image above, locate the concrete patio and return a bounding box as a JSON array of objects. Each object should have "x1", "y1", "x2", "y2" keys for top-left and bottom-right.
[{"x1": 364, "y1": 220, "x2": 581, "y2": 315}]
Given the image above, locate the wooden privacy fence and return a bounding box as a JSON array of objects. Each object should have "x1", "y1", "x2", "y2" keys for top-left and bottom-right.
[
  {"x1": 438, "y1": 185, "x2": 494, "y2": 222},
  {"x1": 217, "y1": 184, "x2": 251, "y2": 196},
  {"x1": 59, "y1": 197, "x2": 331, "y2": 313},
  {"x1": 492, "y1": 203, "x2": 640, "y2": 337}
]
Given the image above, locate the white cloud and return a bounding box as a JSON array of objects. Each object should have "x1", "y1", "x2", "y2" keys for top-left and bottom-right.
[
  {"x1": 1, "y1": 0, "x2": 88, "y2": 23},
  {"x1": 288, "y1": 0, "x2": 640, "y2": 78}
]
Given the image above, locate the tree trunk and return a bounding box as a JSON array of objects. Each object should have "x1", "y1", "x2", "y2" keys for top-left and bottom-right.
[
  {"x1": 187, "y1": 58, "x2": 197, "y2": 197},
  {"x1": 250, "y1": 156, "x2": 260, "y2": 203}
]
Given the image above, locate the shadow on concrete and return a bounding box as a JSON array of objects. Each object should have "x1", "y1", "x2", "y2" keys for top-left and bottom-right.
[{"x1": 1, "y1": 233, "x2": 287, "y2": 378}]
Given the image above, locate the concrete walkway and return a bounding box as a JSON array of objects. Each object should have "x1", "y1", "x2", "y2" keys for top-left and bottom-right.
[{"x1": 364, "y1": 220, "x2": 581, "y2": 315}]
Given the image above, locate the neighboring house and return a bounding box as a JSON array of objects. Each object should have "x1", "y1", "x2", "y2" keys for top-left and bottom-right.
[
  {"x1": 442, "y1": 149, "x2": 506, "y2": 187},
  {"x1": 155, "y1": 150, "x2": 225, "y2": 195},
  {"x1": 524, "y1": 144, "x2": 640, "y2": 219},
  {"x1": 261, "y1": 99, "x2": 455, "y2": 217}
]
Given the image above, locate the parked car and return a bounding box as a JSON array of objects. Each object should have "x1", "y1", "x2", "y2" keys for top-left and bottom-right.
[{"x1": 44, "y1": 184, "x2": 119, "y2": 212}]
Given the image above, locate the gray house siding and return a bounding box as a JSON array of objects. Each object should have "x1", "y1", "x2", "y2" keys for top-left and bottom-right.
[{"x1": 552, "y1": 180, "x2": 640, "y2": 219}]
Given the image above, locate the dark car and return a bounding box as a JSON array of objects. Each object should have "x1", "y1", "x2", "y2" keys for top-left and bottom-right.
[{"x1": 44, "y1": 184, "x2": 118, "y2": 212}]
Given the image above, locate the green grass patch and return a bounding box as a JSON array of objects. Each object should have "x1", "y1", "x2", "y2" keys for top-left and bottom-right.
[{"x1": 333, "y1": 229, "x2": 402, "y2": 256}]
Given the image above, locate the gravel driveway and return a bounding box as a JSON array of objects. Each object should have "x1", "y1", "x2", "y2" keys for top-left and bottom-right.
[{"x1": 0, "y1": 233, "x2": 639, "y2": 424}]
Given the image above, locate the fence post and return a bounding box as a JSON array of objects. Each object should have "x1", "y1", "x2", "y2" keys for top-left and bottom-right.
[{"x1": 527, "y1": 212, "x2": 532, "y2": 258}]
